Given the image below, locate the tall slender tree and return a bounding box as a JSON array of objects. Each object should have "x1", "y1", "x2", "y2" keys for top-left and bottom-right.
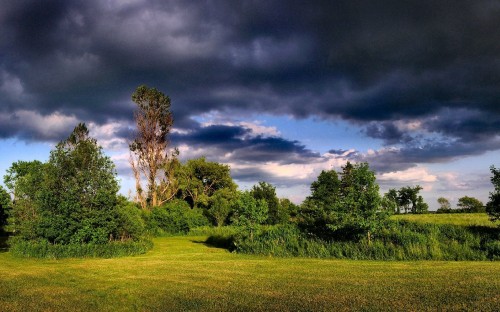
[{"x1": 129, "y1": 85, "x2": 177, "y2": 209}]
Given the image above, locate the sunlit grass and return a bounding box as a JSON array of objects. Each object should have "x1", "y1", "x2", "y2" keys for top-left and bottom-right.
[
  {"x1": 1, "y1": 236, "x2": 499, "y2": 311},
  {"x1": 391, "y1": 213, "x2": 496, "y2": 227}
]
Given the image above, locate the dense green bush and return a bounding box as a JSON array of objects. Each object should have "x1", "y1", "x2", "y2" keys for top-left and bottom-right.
[
  {"x1": 299, "y1": 162, "x2": 384, "y2": 241},
  {"x1": 222, "y1": 221, "x2": 500, "y2": 260},
  {"x1": 115, "y1": 197, "x2": 146, "y2": 240},
  {"x1": 4, "y1": 125, "x2": 153, "y2": 258},
  {"x1": 0, "y1": 186, "x2": 10, "y2": 232},
  {"x1": 147, "y1": 199, "x2": 209, "y2": 235}
]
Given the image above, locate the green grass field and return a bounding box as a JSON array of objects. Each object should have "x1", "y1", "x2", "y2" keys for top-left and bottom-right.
[
  {"x1": 392, "y1": 212, "x2": 496, "y2": 227},
  {"x1": 1, "y1": 235, "x2": 499, "y2": 311}
]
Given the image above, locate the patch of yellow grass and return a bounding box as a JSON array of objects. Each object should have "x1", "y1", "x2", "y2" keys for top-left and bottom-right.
[{"x1": 392, "y1": 213, "x2": 496, "y2": 227}]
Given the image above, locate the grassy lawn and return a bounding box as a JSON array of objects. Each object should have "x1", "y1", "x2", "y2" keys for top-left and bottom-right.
[
  {"x1": 0, "y1": 236, "x2": 499, "y2": 311},
  {"x1": 392, "y1": 213, "x2": 496, "y2": 228}
]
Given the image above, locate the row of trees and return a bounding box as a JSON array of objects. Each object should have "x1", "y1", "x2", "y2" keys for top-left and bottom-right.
[
  {"x1": 1, "y1": 85, "x2": 499, "y2": 258},
  {"x1": 381, "y1": 186, "x2": 428, "y2": 214},
  {"x1": 437, "y1": 196, "x2": 485, "y2": 213}
]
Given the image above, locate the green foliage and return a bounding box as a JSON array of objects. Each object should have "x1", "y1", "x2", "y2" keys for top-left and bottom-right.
[
  {"x1": 9, "y1": 237, "x2": 153, "y2": 259},
  {"x1": 147, "y1": 199, "x2": 209, "y2": 235},
  {"x1": 383, "y1": 189, "x2": 399, "y2": 214},
  {"x1": 250, "y1": 181, "x2": 281, "y2": 224},
  {"x1": 3, "y1": 160, "x2": 46, "y2": 238},
  {"x1": 131, "y1": 85, "x2": 173, "y2": 137},
  {"x1": 487, "y1": 165, "x2": 500, "y2": 223},
  {"x1": 457, "y1": 196, "x2": 485, "y2": 213},
  {"x1": 437, "y1": 197, "x2": 451, "y2": 211},
  {"x1": 278, "y1": 198, "x2": 297, "y2": 222},
  {"x1": 231, "y1": 191, "x2": 268, "y2": 235},
  {"x1": 227, "y1": 221, "x2": 500, "y2": 260},
  {"x1": 397, "y1": 185, "x2": 426, "y2": 214},
  {"x1": 35, "y1": 123, "x2": 120, "y2": 244},
  {"x1": 415, "y1": 195, "x2": 429, "y2": 214},
  {"x1": 4, "y1": 124, "x2": 150, "y2": 257},
  {"x1": 206, "y1": 188, "x2": 237, "y2": 226},
  {"x1": 177, "y1": 157, "x2": 236, "y2": 208},
  {"x1": 0, "y1": 185, "x2": 11, "y2": 230},
  {"x1": 188, "y1": 225, "x2": 241, "y2": 237},
  {"x1": 380, "y1": 193, "x2": 398, "y2": 215},
  {"x1": 115, "y1": 196, "x2": 146, "y2": 240},
  {"x1": 130, "y1": 85, "x2": 175, "y2": 208},
  {"x1": 299, "y1": 162, "x2": 384, "y2": 241}
]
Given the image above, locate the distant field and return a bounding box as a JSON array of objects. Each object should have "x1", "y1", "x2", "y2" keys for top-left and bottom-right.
[
  {"x1": 1, "y1": 236, "x2": 499, "y2": 311},
  {"x1": 392, "y1": 213, "x2": 496, "y2": 227}
]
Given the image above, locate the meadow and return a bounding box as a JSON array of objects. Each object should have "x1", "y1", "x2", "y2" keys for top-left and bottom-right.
[
  {"x1": 1, "y1": 234, "x2": 500, "y2": 311},
  {"x1": 392, "y1": 212, "x2": 495, "y2": 227}
]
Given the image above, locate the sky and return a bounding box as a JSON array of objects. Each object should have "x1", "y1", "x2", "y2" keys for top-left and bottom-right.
[{"x1": 1, "y1": 0, "x2": 499, "y2": 209}]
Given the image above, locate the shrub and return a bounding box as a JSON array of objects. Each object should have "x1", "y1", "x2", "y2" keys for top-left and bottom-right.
[
  {"x1": 115, "y1": 199, "x2": 146, "y2": 240},
  {"x1": 147, "y1": 199, "x2": 209, "y2": 235},
  {"x1": 221, "y1": 221, "x2": 500, "y2": 261},
  {"x1": 298, "y1": 162, "x2": 385, "y2": 242}
]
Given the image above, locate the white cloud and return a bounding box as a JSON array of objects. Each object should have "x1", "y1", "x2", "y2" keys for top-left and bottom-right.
[
  {"x1": 377, "y1": 166, "x2": 438, "y2": 183},
  {"x1": 88, "y1": 121, "x2": 130, "y2": 150},
  {"x1": 8, "y1": 110, "x2": 78, "y2": 140}
]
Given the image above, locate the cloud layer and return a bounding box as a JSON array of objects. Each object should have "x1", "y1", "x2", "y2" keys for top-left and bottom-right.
[{"x1": 1, "y1": 0, "x2": 499, "y2": 193}]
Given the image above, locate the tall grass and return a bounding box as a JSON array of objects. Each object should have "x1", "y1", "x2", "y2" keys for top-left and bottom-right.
[
  {"x1": 8, "y1": 238, "x2": 153, "y2": 259},
  {"x1": 218, "y1": 221, "x2": 500, "y2": 261}
]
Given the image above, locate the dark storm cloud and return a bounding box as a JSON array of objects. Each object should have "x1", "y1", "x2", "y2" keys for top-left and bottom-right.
[
  {"x1": 363, "y1": 122, "x2": 414, "y2": 145},
  {"x1": 1, "y1": 0, "x2": 500, "y2": 168},
  {"x1": 355, "y1": 137, "x2": 500, "y2": 174},
  {"x1": 172, "y1": 123, "x2": 321, "y2": 164}
]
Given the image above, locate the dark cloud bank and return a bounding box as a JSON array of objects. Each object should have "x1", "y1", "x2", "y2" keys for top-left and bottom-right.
[{"x1": 1, "y1": 0, "x2": 500, "y2": 174}]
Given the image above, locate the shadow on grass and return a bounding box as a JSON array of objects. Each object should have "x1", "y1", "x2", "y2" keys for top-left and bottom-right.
[
  {"x1": 468, "y1": 226, "x2": 500, "y2": 240},
  {"x1": 0, "y1": 234, "x2": 9, "y2": 253},
  {"x1": 191, "y1": 236, "x2": 235, "y2": 251}
]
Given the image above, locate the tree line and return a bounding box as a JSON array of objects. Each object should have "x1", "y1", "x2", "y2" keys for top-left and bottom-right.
[{"x1": 0, "y1": 85, "x2": 499, "y2": 258}]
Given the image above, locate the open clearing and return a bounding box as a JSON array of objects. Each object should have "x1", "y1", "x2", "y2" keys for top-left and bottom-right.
[{"x1": 1, "y1": 235, "x2": 499, "y2": 311}]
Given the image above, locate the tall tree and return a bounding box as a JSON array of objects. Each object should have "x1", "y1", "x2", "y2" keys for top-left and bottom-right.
[
  {"x1": 437, "y1": 197, "x2": 451, "y2": 211},
  {"x1": 382, "y1": 189, "x2": 399, "y2": 214},
  {"x1": 415, "y1": 195, "x2": 429, "y2": 214},
  {"x1": 3, "y1": 160, "x2": 46, "y2": 239},
  {"x1": 398, "y1": 186, "x2": 423, "y2": 214},
  {"x1": 177, "y1": 157, "x2": 236, "y2": 208},
  {"x1": 38, "y1": 123, "x2": 120, "y2": 244},
  {"x1": 337, "y1": 162, "x2": 382, "y2": 241},
  {"x1": 6, "y1": 124, "x2": 122, "y2": 244},
  {"x1": 231, "y1": 191, "x2": 268, "y2": 239},
  {"x1": 129, "y1": 85, "x2": 177, "y2": 209},
  {"x1": 251, "y1": 182, "x2": 280, "y2": 224},
  {"x1": 486, "y1": 166, "x2": 500, "y2": 222},
  {"x1": 300, "y1": 162, "x2": 383, "y2": 241},
  {"x1": 308, "y1": 169, "x2": 341, "y2": 209},
  {"x1": 457, "y1": 196, "x2": 484, "y2": 213}
]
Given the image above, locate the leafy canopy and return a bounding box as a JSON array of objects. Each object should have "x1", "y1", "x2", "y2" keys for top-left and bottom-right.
[
  {"x1": 487, "y1": 165, "x2": 500, "y2": 222},
  {"x1": 300, "y1": 162, "x2": 384, "y2": 241},
  {"x1": 6, "y1": 123, "x2": 128, "y2": 245}
]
